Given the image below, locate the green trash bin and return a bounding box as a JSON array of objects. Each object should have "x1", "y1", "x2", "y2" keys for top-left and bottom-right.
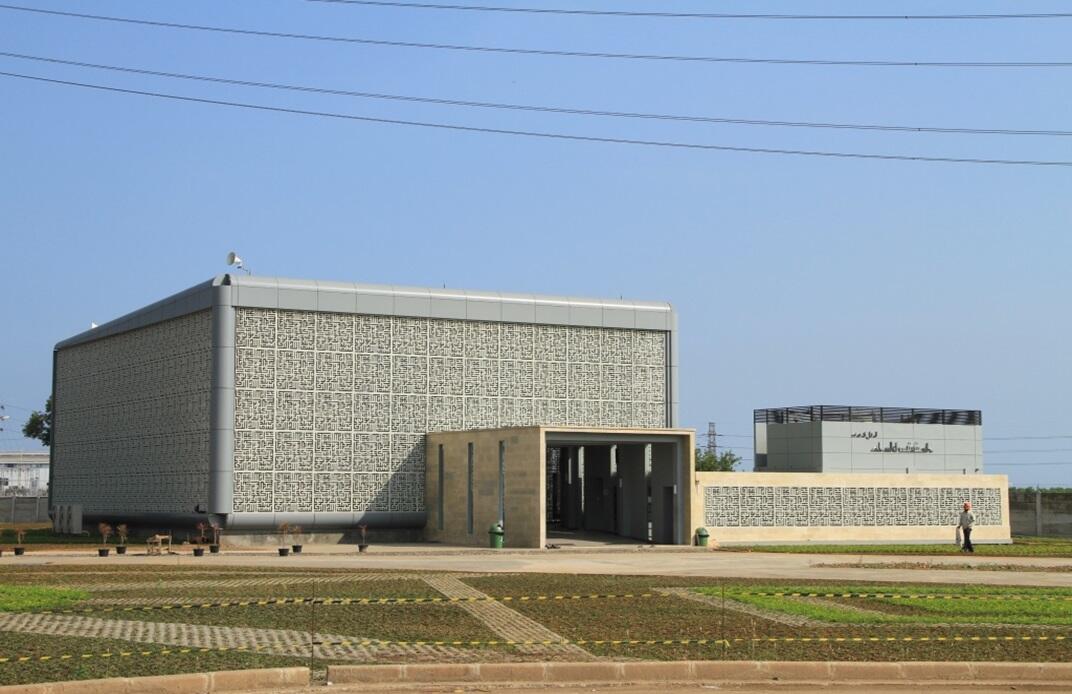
[
  {"x1": 489, "y1": 522, "x2": 504, "y2": 549},
  {"x1": 695, "y1": 527, "x2": 709, "y2": 547}
]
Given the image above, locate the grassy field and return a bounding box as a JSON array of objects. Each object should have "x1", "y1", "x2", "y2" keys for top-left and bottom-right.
[
  {"x1": 0, "y1": 585, "x2": 87, "y2": 611},
  {"x1": 705, "y1": 583, "x2": 1072, "y2": 626},
  {"x1": 0, "y1": 631, "x2": 305, "y2": 687},
  {"x1": 722, "y1": 535, "x2": 1072, "y2": 557},
  {"x1": 0, "y1": 566, "x2": 1069, "y2": 686},
  {"x1": 816, "y1": 560, "x2": 1072, "y2": 573}
]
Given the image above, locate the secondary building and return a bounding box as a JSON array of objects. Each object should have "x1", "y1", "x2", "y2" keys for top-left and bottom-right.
[
  {"x1": 0, "y1": 451, "x2": 50, "y2": 496},
  {"x1": 753, "y1": 405, "x2": 984, "y2": 474},
  {"x1": 689, "y1": 404, "x2": 1006, "y2": 546}
]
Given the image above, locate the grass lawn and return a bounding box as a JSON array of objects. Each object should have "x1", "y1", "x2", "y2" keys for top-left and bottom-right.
[
  {"x1": 722, "y1": 535, "x2": 1072, "y2": 558},
  {"x1": 704, "y1": 583, "x2": 1072, "y2": 626},
  {"x1": 0, "y1": 631, "x2": 304, "y2": 687},
  {"x1": 0, "y1": 586, "x2": 88, "y2": 612},
  {"x1": 0, "y1": 526, "x2": 107, "y2": 546},
  {"x1": 1, "y1": 568, "x2": 1070, "y2": 685},
  {"x1": 466, "y1": 573, "x2": 1072, "y2": 662},
  {"x1": 816, "y1": 560, "x2": 1072, "y2": 573}
]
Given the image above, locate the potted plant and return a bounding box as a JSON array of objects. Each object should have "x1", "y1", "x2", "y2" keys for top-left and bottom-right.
[
  {"x1": 277, "y1": 523, "x2": 290, "y2": 557},
  {"x1": 291, "y1": 525, "x2": 303, "y2": 554},
  {"x1": 209, "y1": 522, "x2": 222, "y2": 554},
  {"x1": 13, "y1": 527, "x2": 27, "y2": 556},
  {"x1": 193, "y1": 522, "x2": 207, "y2": 556},
  {"x1": 357, "y1": 524, "x2": 369, "y2": 553},
  {"x1": 98, "y1": 522, "x2": 112, "y2": 557},
  {"x1": 115, "y1": 524, "x2": 129, "y2": 555}
]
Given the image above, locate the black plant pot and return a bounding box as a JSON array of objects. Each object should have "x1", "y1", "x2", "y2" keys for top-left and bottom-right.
[
  {"x1": 13, "y1": 547, "x2": 25, "y2": 556},
  {"x1": 209, "y1": 544, "x2": 220, "y2": 554},
  {"x1": 116, "y1": 545, "x2": 127, "y2": 555},
  {"x1": 358, "y1": 544, "x2": 369, "y2": 553},
  {"x1": 278, "y1": 547, "x2": 290, "y2": 557},
  {"x1": 193, "y1": 547, "x2": 205, "y2": 557},
  {"x1": 291, "y1": 544, "x2": 303, "y2": 554},
  {"x1": 98, "y1": 548, "x2": 110, "y2": 557}
]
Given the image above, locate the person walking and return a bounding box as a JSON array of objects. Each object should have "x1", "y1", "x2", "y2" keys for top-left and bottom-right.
[{"x1": 958, "y1": 501, "x2": 975, "y2": 553}]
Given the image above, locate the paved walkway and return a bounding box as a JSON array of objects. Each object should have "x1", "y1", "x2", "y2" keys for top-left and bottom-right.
[
  {"x1": 68, "y1": 573, "x2": 487, "y2": 592},
  {"x1": 9, "y1": 550, "x2": 1070, "y2": 587},
  {"x1": 421, "y1": 575, "x2": 590, "y2": 659},
  {"x1": 0, "y1": 613, "x2": 490, "y2": 663}
]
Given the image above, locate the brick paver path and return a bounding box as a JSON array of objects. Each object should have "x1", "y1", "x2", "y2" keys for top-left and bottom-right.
[
  {"x1": 74, "y1": 573, "x2": 487, "y2": 592},
  {"x1": 0, "y1": 612, "x2": 495, "y2": 663},
  {"x1": 422, "y1": 575, "x2": 591, "y2": 659}
]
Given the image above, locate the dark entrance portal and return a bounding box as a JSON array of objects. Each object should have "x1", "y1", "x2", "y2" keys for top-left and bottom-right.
[{"x1": 544, "y1": 440, "x2": 680, "y2": 545}]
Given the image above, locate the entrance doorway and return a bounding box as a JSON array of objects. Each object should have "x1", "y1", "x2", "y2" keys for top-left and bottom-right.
[{"x1": 543, "y1": 438, "x2": 681, "y2": 545}]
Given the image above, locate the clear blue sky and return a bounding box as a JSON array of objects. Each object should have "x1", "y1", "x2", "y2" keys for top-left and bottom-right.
[{"x1": 1, "y1": 1, "x2": 1069, "y2": 486}]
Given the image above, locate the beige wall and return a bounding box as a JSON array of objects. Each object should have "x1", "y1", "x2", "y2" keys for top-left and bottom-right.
[
  {"x1": 425, "y1": 427, "x2": 545, "y2": 548},
  {"x1": 692, "y1": 471, "x2": 1011, "y2": 545}
]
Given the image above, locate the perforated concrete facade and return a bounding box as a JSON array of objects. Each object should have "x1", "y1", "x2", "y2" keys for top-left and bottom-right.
[
  {"x1": 230, "y1": 309, "x2": 668, "y2": 517},
  {"x1": 50, "y1": 275, "x2": 677, "y2": 529},
  {"x1": 694, "y1": 471, "x2": 1011, "y2": 545}
]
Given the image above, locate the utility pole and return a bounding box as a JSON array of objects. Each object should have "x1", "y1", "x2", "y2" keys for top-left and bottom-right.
[{"x1": 706, "y1": 422, "x2": 717, "y2": 457}]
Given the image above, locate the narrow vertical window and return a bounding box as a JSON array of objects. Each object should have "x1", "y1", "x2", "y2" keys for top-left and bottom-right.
[
  {"x1": 437, "y1": 444, "x2": 445, "y2": 531},
  {"x1": 498, "y1": 440, "x2": 506, "y2": 527},
  {"x1": 467, "y1": 442, "x2": 474, "y2": 535}
]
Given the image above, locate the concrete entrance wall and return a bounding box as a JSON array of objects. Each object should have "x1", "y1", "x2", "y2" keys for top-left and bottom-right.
[
  {"x1": 425, "y1": 427, "x2": 545, "y2": 549},
  {"x1": 426, "y1": 427, "x2": 694, "y2": 548}
]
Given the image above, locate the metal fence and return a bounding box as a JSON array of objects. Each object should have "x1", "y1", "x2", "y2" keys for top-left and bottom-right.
[
  {"x1": 0, "y1": 495, "x2": 49, "y2": 524},
  {"x1": 1010, "y1": 489, "x2": 1072, "y2": 537}
]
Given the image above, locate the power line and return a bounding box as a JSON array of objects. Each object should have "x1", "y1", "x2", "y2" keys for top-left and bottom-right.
[
  {"x1": 696, "y1": 433, "x2": 751, "y2": 438},
  {"x1": 985, "y1": 449, "x2": 1072, "y2": 454},
  {"x1": 4, "y1": 51, "x2": 1069, "y2": 137},
  {"x1": 307, "y1": 0, "x2": 1072, "y2": 22},
  {"x1": 985, "y1": 435, "x2": 1072, "y2": 441},
  {"x1": 985, "y1": 461, "x2": 1072, "y2": 467},
  {"x1": 7, "y1": 71, "x2": 1071, "y2": 167},
  {"x1": 3, "y1": 5, "x2": 1071, "y2": 68}
]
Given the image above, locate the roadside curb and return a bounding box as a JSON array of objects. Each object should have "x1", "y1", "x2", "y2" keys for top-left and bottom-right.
[
  {"x1": 0, "y1": 667, "x2": 309, "y2": 693},
  {"x1": 327, "y1": 660, "x2": 1072, "y2": 685}
]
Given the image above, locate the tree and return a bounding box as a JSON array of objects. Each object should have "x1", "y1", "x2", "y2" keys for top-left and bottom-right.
[
  {"x1": 22, "y1": 396, "x2": 52, "y2": 447},
  {"x1": 695, "y1": 447, "x2": 742, "y2": 472}
]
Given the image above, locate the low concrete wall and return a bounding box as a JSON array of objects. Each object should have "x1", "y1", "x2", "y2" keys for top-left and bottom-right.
[
  {"x1": 0, "y1": 667, "x2": 309, "y2": 693},
  {"x1": 0, "y1": 496, "x2": 48, "y2": 524},
  {"x1": 1010, "y1": 489, "x2": 1072, "y2": 537},
  {"x1": 328, "y1": 660, "x2": 1072, "y2": 685},
  {"x1": 692, "y1": 471, "x2": 1011, "y2": 545}
]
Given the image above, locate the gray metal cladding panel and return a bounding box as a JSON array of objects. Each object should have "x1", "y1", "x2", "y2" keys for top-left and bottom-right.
[
  {"x1": 52, "y1": 310, "x2": 213, "y2": 514},
  {"x1": 232, "y1": 308, "x2": 670, "y2": 515}
]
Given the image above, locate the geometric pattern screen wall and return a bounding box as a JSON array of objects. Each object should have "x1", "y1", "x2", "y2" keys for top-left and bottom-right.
[
  {"x1": 703, "y1": 485, "x2": 1003, "y2": 527},
  {"x1": 233, "y1": 308, "x2": 669, "y2": 515},
  {"x1": 52, "y1": 311, "x2": 213, "y2": 514}
]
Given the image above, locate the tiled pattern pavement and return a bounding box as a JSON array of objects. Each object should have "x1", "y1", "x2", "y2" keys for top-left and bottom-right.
[
  {"x1": 71, "y1": 573, "x2": 488, "y2": 592},
  {"x1": 422, "y1": 576, "x2": 592, "y2": 659},
  {"x1": 0, "y1": 612, "x2": 496, "y2": 663}
]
